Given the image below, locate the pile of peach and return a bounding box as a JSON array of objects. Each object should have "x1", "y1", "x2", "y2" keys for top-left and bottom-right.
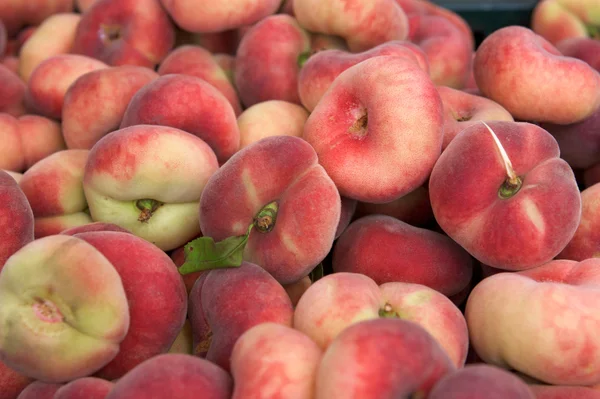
[{"x1": 2, "y1": 0, "x2": 600, "y2": 397}]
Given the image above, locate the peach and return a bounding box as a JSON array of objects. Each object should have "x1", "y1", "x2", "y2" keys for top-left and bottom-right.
[
  {"x1": 73, "y1": 231, "x2": 188, "y2": 380},
  {"x1": 396, "y1": 0, "x2": 474, "y2": 45},
  {"x1": 2, "y1": 56, "x2": 19, "y2": 75},
  {"x1": 160, "y1": 0, "x2": 280, "y2": 33},
  {"x1": 474, "y1": 26, "x2": 600, "y2": 124},
  {"x1": 212, "y1": 53, "x2": 236, "y2": 86},
  {"x1": 18, "y1": 13, "x2": 81, "y2": 83},
  {"x1": 0, "y1": 170, "x2": 34, "y2": 270},
  {"x1": 407, "y1": 14, "x2": 473, "y2": 88},
  {"x1": 429, "y1": 121, "x2": 582, "y2": 270},
  {"x1": 529, "y1": 384, "x2": 600, "y2": 398},
  {"x1": 0, "y1": 0, "x2": 73, "y2": 37},
  {"x1": 18, "y1": 114, "x2": 67, "y2": 170},
  {"x1": 19, "y1": 149, "x2": 92, "y2": 238},
  {"x1": 298, "y1": 40, "x2": 429, "y2": 112},
  {"x1": 157, "y1": 45, "x2": 242, "y2": 116},
  {"x1": 230, "y1": 323, "x2": 322, "y2": 399},
  {"x1": 236, "y1": 100, "x2": 309, "y2": 149},
  {"x1": 193, "y1": 135, "x2": 341, "y2": 285},
  {"x1": 557, "y1": 37, "x2": 600, "y2": 71},
  {"x1": 119, "y1": 74, "x2": 240, "y2": 164},
  {"x1": 531, "y1": 0, "x2": 598, "y2": 45},
  {"x1": 2, "y1": 170, "x2": 23, "y2": 184},
  {"x1": 541, "y1": 105, "x2": 600, "y2": 170},
  {"x1": 16, "y1": 381, "x2": 63, "y2": 399},
  {"x1": 557, "y1": 182, "x2": 600, "y2": 260},
  {"x1": 0, "y1": 20, "x2": 5, "y2": 56},
  {"x1": 437, "y1": 85, "x2": 514, "y2": 150},
  {"x1": 76, "y1": 0, "x2": 99, "y2": 12},
  {"x1": 0, "y1": 359, "x2": 33, "y2": 399},
  {"x1": 334, "y1": 196, "x2": 358, "y2": 238},
  {"x1": 61, "y1": 222, "x2": 131, "y2": 236},
  {"x1": 83, "y1": 125, "x2": 219, "y2": 251},
  {"x1": 53, "y1": 377, "x2": 114, "y2": 399},
  {"x1": 168, "y1": 319, "x2": 193, "y2": 355},
  {"x1": 294, "y1": 272, "x2": 469, "y2": 367},
  {"x1": 283, "y1": 275, "x2": 312, "y2": 307},
  {"x1": 62, "y1": 65, "x2": 159, "y2": 150},
  {"x1": 293, "y1": 0, "x2": 409, "y2": 52},
  {"x1": 315, "y1": 318, "x2": 455, "y2": 398},
  {"x1": 333, "y1": 215, "x2": 473, "y2": 296},
  {"x1": 105, "y1": 353, "x2": 232, "y2": 399},
  {"x1": 188, "y1": 261, "x2": 294, "y2": 372},
  {"x1": 0, "y1": 235, "x2": 130, "y2": 382},
  {"x1": 428, "y1": 364, "x2": 535, "y2": 398},
  {"x1": 303, "y1": 55, "x2": 443, "y2": 203},
  {"x1": 26, "y1": 54, "x2": 109, "y2": 120},
  {"x1": 0, "y1": 114, "x2": 24, "y2": 172},
  {"x1": 308, "y1": 33, "x2": 349, "y2": 53},
  {"x1": 353, "y1": 184, "x2": 434, "y2": 227},
  {"x1": 72, "y1": 0, "x2": 175, "y2": 68},
  {"x1": 465, "y1": 258, "x2": 600, "y2": 385},
  {"x1": 0, "y1": 64, "x2": 26, "y2": 117},
  {"x1": 234, "y1": 14, "x2": 311, "y2": 107}
]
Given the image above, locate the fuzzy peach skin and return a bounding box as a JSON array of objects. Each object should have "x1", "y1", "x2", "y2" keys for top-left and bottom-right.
[
  {"x1": 303, "y1": 55, "x2": 444, "y2": 204},
  {"x1": 0, "y1": 114, "x2": 67, "y2": 173},
  {"x1": 213, "y1": 53, "x2": 236, "y2": 86},
  {"x1": 0, "y1": 359, "x2": 33, "y2": 399},
  {"x1": 335, "y1": 196, "x2": 358, "y2": 239},
  {"x1": 72, "y1": 0, "x2": 175, "y2": 68},
  {"x1": 16, "y1": 381, "x2": 63, "y2": 399},
  {"x1": 83, "y1": 124, "x2": 219, "y2": 251},
  {"x1": 315, "y1": 318, "x2": 455, "y2": 399},
  {"x1": 18, "y1": 13, "x2": 81, "y2": 84},
  {"x1": 160, "y1": 0, "x2": 280, "y2": 33},
  {"x1": 557, "y1": 37, "x2": 600, "y2": 71},
  {"x1": 353, "y1": 184, "x2": 434, "y2": 227},
  {"x1": 62, "y1": 65, "x2": 158, "y2": 150},
  {"x1": 529, "y1": 384, "x2": 600, "y2": 398},
  {"x1": 105, "y1": 353, "x2": 232, "y2": 399},
  {"x1": 557, "y1": 182, "x2": 600, "y2": 260},
  {"x1": 119, "y1": 74, "x2": 240, "y2": 164},
  {"x1": 294, "y1": 272, "x2": 469, "y2": 368},
  {"x1": 0, "y1": 235, "x2": 130, "y2": 383},
  {"x1": 73, "y1": 231, "x2": 188, "y2": 380},
  {"x1": 531, "y1": 0, "x2": 600, "y2": 45},
  {"x1": 0, "y1": 114, "x2": 26, "y2": 172},
  {"x1": 407, "y1": 14, "x2": 473, "y2": 88},
  {"x1": 283, "y1": 276, "x2": 312, "y2": 307},
  {"x1": 19, "y1": 150, "x2": 92, "y2": 238},
  {"x1": 333, "y1": 215, "x2": 473, "y2": 296},
  {"x1": 541, "y1": 99, "x2": 600, "y2": 170},
  {"x1": 18, "y1": 115, "x2": 67, "y2": 171},
  {"x1": 2, "y1": 170, "x2": 22, "y2": 184},
  {"x1": 293, "y1": 0, "x2": 409, "y2": 52},
  {"x1": 298, "y1": 40, "x2": 429, "y2": 112},
  {"x1": 234, "y1": 14, "x2": 310, "y2": 108},
  {"x1": 61, "y1": 222, "x2": 131, "y2": 236},
  {"x1": 428, "y1": 364, "x2": 536, "y2": 399},
  {"x1": 429, "y1": 121, "x2": 582, "y2": 270},
  {"x1": 465, "y1": 258, "x2": 600, "y2": 385},
  {"x1": 474, "y1": 26, "x2": 600, "y2": 125},
  {"x1": 0, "y1": 0, "x2": 73, "y2": 37},
  {"x1": 231, "y1": 323, "x2": 322, "y2": 399},
  {"x1": 0, "y1": 64, "x2": 26, "y2": 117},
  {"x1": 237, "y1": 100, "x2": 309, "y2": 150},
  {"x1": 0, "y1": 170, "x2": 34, "y2": 270},
  {"x1": 157, "y1": 45, "x2": 242, "y2": 116},
  {"x1": 198, "y1": 135, "x2": 341, "y2": 285},
  {"x1": 188, "y1": 262, "x2": 294, "y2": 372},
  {"x1": 26, "y1": 54, "x2": 109, "y2": 120},
  {"x1": 438, "y1": 85, "x2": 514, "y2": 150},
  {"x1": 396, "y1": 0, "x2": 474, "y2": 44},
  {"x1": 53, "y1": 377, "x2": 114, "y2": 399}
]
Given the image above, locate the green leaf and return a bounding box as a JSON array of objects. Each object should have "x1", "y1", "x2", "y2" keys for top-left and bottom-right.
[{"x1": 178, "y1": 233, "x2": 250, "y2": 275}]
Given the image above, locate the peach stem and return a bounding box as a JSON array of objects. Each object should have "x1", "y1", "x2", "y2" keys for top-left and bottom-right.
[{"x1": 481, "y1": 121, "x2": 523, "y2": 198}]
